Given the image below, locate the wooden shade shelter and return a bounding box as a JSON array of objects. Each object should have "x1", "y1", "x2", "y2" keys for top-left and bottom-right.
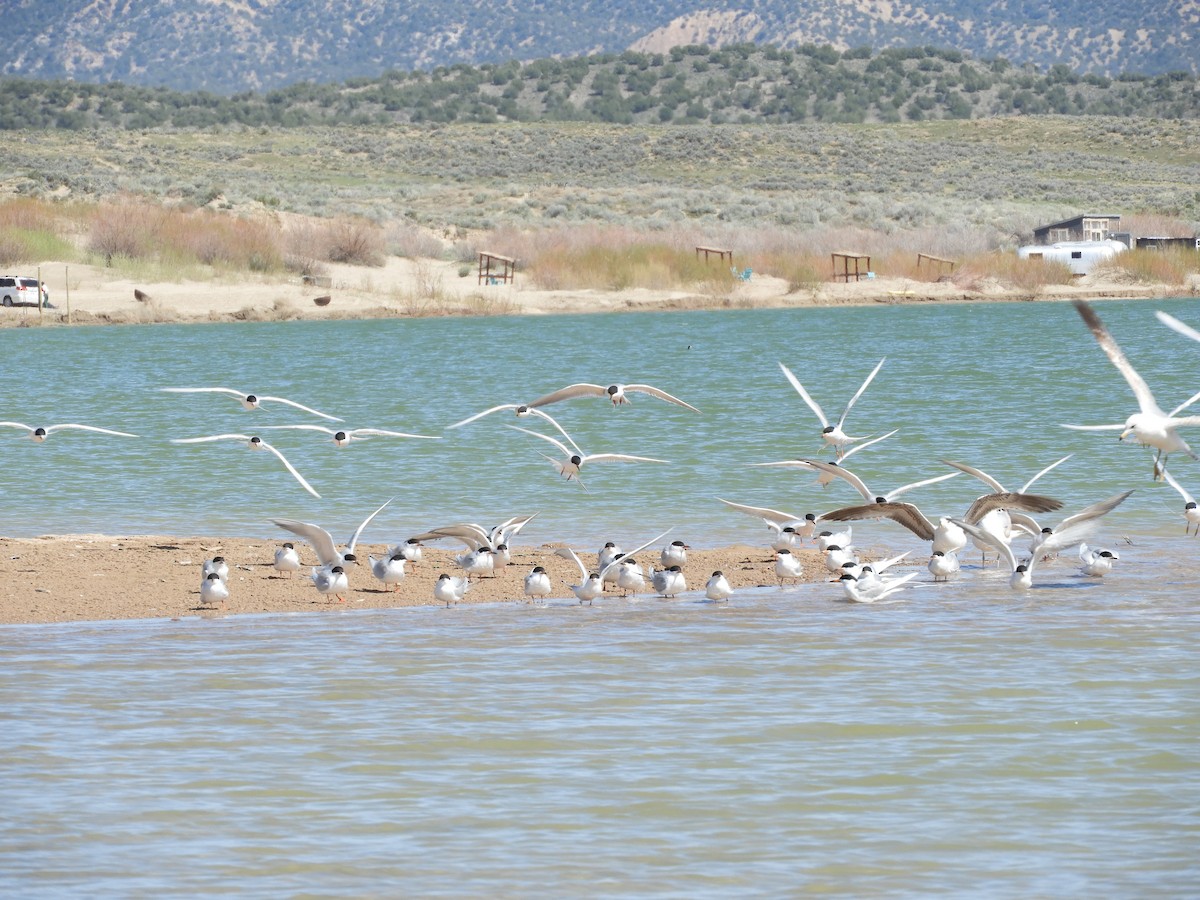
[
  {"x1": 832, "y1": 252, "x2": 871, "y2": 282},
  {"x1": 478, "y1": 251, "x2": 516, "y2": 285},
  {"x1": 916, "y1": 253, "x2": 956, "y2": 275}
]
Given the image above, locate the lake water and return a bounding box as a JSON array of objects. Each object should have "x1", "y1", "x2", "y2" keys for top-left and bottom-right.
[{"x1": 2, "y1": 299, "x2": 1199, "y2": 896}]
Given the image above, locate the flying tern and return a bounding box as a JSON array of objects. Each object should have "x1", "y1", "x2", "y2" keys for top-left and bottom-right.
[
  {"x1": 779, "y1": 357, "x2": 885, "y2": 456},
  {"x1": 508, "y1": 424, "x2": 667, "y2": 488},
  {"x1": 258, "y1": 425, "x2": 441, "y2": 445},
  {"x1": 159, "y1": 387, "x2": 342, "y2": 421},
  {"x1": 171, "y1": 433, "x2": 320, "y2": 498},
  {"x1": 525, "y1": 381, "x2": 700, "y2": 413},
  {"x1": 273, "y1": 497, "x2": 395, "y2": 569},
  {"x1": 0, "y1": 422, "x2": 137, "y2": 442}
]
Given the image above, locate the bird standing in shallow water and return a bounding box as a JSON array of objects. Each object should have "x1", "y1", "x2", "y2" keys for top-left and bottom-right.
[
  {"x1": 775, "y1": 549, "x2": 804, "y2": 586},
  {"x1": 927, "y1": 550, "x2": 960, "y2": 582},
  {"x1": 434, "y1": 573, "x2": 470, "y2": 607},
  {"x1": 705, "y1": 571, "x2": 733, "y2": 602},
  {"x1": 523, "y1": 566, "x2": 553, "y2": 601}
]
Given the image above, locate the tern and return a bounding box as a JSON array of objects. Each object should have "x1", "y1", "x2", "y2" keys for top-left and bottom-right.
[
  {"x1": 649, "y1": 565, "x2": 687, "y2": 598},
  {"x1": 1022, "y1": 491, "x2": 1134, "y2": 561},
  {"x1": 557, "y1": 528, "x2": 674, "y2": 603},
  {"x1": 751, "y1": 429, "x2": 899, "y2": 486},
  {"x1": 258, "y1": 424, "x2": 441, "y2": 445},
  {"x1": 774, "y1": 548, "x2": 804, "y2": 585},
  {"x1": 717, "y1": 499, "x2": 820, "y2": 547},
  {"x1": 199, "y1": 571, "x2": 229, "y2": 608},
  {"x1": 160, "y1": 386, "x2": 342, "y2": 421},
  {"x1": 1161, "y1": 468, "x2": 1200, "y2": 535},
  {"x1": 273, "y1": 543, "x2": 302, "y2": 577},
  {"x1": 1078, "y1": 543, "x2": 1119, "y2": 577},
  {"x1": 386, "y1": 538, "x2": 425, "y2": 569},
  {"x1": 1063, "y1": 301, "x2": 1200, "y2": 479},
  {"x1": 434, "y1": 573, "x2": 470, "y2": 607},
  {"x1": 0, "y1": 422, "x2": 137, "y2": 442},
  {"x1": 838, "y1": 569, "x2": 919, "y2": 603},
  {"x1": 447, "y1": 403, "x2": 579, "y2": 438},
  {"x1": 597, "y1": 541, "x2": 623, "y2": 571},
  {"x1": 553, "y1": 547, "x2": 606, "y2": 604},
  {"x1": 705, "y1": 571, "x2": 733, "y2": 602},
  {"x1": 311, "y1": 565, "x2": 349, "y2": 602},
  {"x1": 369, "y1": 553, "x2": 407, "y2": 591},
  {"x1": 525, "y1": 381, "x2": 700, "y2": 413},
  {"x1": 660, "y1": 540, "x2": 690, "y2": 568},
  {"x1": 616, "y1": 558, "x2": 646, "y2": 595},
  {"x1": 201, "y1": 556, "x2": 229, "y2": 581},
  {"x1": 523, "y1": 566, "x2": 553, "y2": 601},
  {"x1": 802, "y1": 458, "x2": 958, "y2": 506},
  {"x1": 172, "y1": 433, "x2": 320, "y2": 498},
  {"x1": 408, "y1": 513, "x2": 538, "y2": 554},
  {"x1": 273, "y1": 497, "x2": 395, "y2": 570},
  {"x1": 927, "y1": 550, "x2": 960, "y2": 582},
  {"x1": 779, "y1": 357, "x2": 885, "y2": 456},
  {"x1": 508, "y1": 424, "x2": 667, "y2": 488},
  {"x1": 456, "y1": 547, "x2": 495, "y2": 580}
]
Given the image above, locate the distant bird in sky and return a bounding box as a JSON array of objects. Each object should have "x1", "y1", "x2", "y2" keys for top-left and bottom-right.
[
  {"x1": 160, "y1": 386, "x2": 342, "y2": 421},
  {"x1": 1063, "y1": 301, "x2": 1200, "y2": 479},
  {"x1": 779, "y1": 357, "x2": 885, "y2": 456}
]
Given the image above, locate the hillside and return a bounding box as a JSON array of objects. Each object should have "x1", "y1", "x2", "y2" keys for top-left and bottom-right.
[{"x1": 1, "y1": 0, "x2": 1195, "y2": 94}]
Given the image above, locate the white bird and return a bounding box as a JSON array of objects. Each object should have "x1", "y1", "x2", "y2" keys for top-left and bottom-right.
[
  {"x1": 1161, "y1": 468, "x2": 1200, "y2": 535},
  {"x1": 434, "y1": 573, "x2": 470, "y2": 606},
  {"x1": 1063, "y1": 301, "x2": 1200, "y2": 479},
  {"x1": 927, "y1": 550, "x2": 960, "y2": 582},
  {"x1": 409, "y1": 513, "x2": 538, "y2": 556},
  {"x1": 258, "y1": 424, "x2": 441, "y2": 445},
  {"x1": 273, "y1": 497, "x2": 395, "y2": 570},
  {"x1": 802, "y1": 458, "x2": 959, "y2": 506},
  {"x1": 201, "y1": 556, "x2": 229, "y2": 581},
  {"x1": 597, "y1": 541, "x2": 623, "y2": 571},
  {"x1": 386, "y1": 538, "x2": 425, "y2": 569},
  {"x1": 456, "y1": 547, "x2": 495, "y2": 580},
  {"x1": 523, "y1": 566, "x2": 553, "y2": 601},
  {"x1": 525, "y1": 381, "x2": 700, "y2": 413},
  {"x1": 369, "y1": 553, "x2": 407, "y2": 591},
  {"x1": 705, "y1": 570, "x2": 733, "y2": 602},
  {"x1": 815, "y1": 526, "x2": 853, "y2": 553},
  {"x1": 650, "y1": 565, "x2": 687, "y2": 598},
  {"x1": 616, "y1": 558, "x2": 646, "y2": 595},
  {"x1": 660, "y1": 539, "x2": 690, "y2": 568},
  {"x1": 778, "y1": 357, "x2": 885, "y2": 456},
  {"x1": 171, "y1": 433, "x2": 320, "y2": 498},
  {"x1": 1078, "y1": 543, "x2": 1119, "y2": 577},
  {"x1": 553, "y1": 547, "x2": 607, "y2": 604},
  {"x1": 751, "y1": 429, "x2": 900, "y2": 485},
  {"x1": 0, "y1": 422, "x2": 137, "y2": 442},
  {"x1": 311, "y1": 565, "x2": 349, "y2": 602},
  {"x1": 1023, "y1": 491, "x2": 1134, "y2": 561},
  {"x1": 853, "y1": 551, "x2": 910, "y2": 591},
  {"x1": 199, "y1": 571, "x2": 229, "y2": 608},
  {"x1": 447, "y1": 403, "x2": 578, "y2": 438},
  {"x1": 508, "y1": 424, "x2": 667, "y2": 488},
  {"x1": 717, "y1": 499, "x2": 820, "y2": 547},
  {"x1": 273, "y1": 542, "x2": 302, "y2": 577},
  {"x1": 838, "y1": 570, "x2": 919, "y2": 603},
  {"x1": 822, "y1": 544, "x2": 856, "y2": 573},
  {"x1": 160, "y1": 386, "x2": 342, "y2": 421},
  {"x1": 774, "y1": 548, "x2": 804, "y2": 585}
]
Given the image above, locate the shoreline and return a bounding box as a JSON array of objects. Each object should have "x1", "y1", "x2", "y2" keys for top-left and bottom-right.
[
  {"x1": 2, "y1": 256, "x2": 1192, "y2": 329},
  {"x1": 0, "y1": 533, "x2": 848, "y2": 625}
]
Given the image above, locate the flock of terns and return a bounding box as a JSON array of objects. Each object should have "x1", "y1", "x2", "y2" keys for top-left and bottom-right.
[{"x1": 10, "y1": 299, "x2": 1200, "y2": 610}]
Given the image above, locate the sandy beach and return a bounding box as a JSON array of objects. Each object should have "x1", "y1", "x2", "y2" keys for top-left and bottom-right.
[{"x1": 0, "y1": 534, "x2": 843, "y2": 625}]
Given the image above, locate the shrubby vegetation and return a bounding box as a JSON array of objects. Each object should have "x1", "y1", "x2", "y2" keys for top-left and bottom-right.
[{"x1": 0, "y1": 45, "x2": 1196, "y2": 131}]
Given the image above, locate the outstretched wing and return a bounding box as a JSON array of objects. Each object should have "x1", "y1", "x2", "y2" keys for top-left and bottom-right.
[
  {"x1": 447, "y1": 404, "x2": 521, "y2": 429},
  {"x1": 1162, "y1": 468, "x2": 1196, "y2": 505},
  {"x1": 717, "y1": 498, "x2": 808, "y2": 528},
  {"x1": 778, "y1": 362, "x2": 829, "y2": 427},
  {"x1": 962, "y1": 491, "x2": 1063, "y2": 525},
  {"x1": 625, "y1": 384, "x2": 701, "y2": 413},
  {"x1": 347, "y1": 496, "x2": 396, "y2": 552},
  {"x1": 1073, "y1": 300, "x2": 1163, "y2": 416},
  {"x1": 581, "y1": 453, "x2": 668, "y2": 465},
  {"x1": 508, "y1": 424, "x2": 580, "y2": 457},
  {"x1": 45, "y1": 424, "x2": 138, "y2": 438},
  {"x1": 526, "y1": 383, "x2": 608, "y2": 408},
  {"x1": 820, "y1": 500, "x2": 937, "y2": 541},
  {"x1": 837, "y1": 357, "x2": 886, "y2": 430},
  {"x1": 800, "y1": 458, "x2": 873, "y2": 501},
  {"x1": 274, "y1": 518, "x2": 338, "y2": 566},
  {"x1": 258, "y1": 394, "x2": 343, "y2": 422},
  {"x1": 256, "y1": 439, "x2": 321, "y2": 498}
]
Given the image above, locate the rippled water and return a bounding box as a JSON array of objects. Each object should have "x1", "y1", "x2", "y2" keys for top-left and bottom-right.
[{"x1": 3, "y1": 300, "x2": 1200, "y2": 895}]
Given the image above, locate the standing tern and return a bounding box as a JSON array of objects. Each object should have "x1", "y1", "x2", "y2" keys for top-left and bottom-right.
[
  {"x1": 199, "y1": 571, "x2": 230, "y2": 608},
  {"x1": 523, "y1": 566, "x2": 553, "y2": 601},
  {"x1": 311, "y1": 565, "x2": 349, "y2": 602},
  {"x1": 779, "y1": 357, "x2": 885, "y2": 456},
  {"x1": 1063, "y1": 300, "x2": 1200, "y2": 479},
  {"x1": 160, "y1": 387, "x2": 342, "y2": 421},
  {"x1": 172, "y1": 433, "x2": 320, "y2": 498},
  {"x1": 434, "y1": 573, "x2": 470, "y2": 607},
  {"x1": 369, "y1": 553, "x2": 408, "y2": 591},
  {"x1": 705, "y1": 571, "x2": 733, "y2": 602},
  {"x1": 273, "y1": 543, "x2": 301, "y2": 577}
]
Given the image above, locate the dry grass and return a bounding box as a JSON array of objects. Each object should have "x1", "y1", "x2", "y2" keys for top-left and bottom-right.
[
  {"x1": 1098, "y1": 248, "x2": 1198, "y2": 285},
  {"x1": 952, "y1": 251, "x2": 1076, "y2": 291}
]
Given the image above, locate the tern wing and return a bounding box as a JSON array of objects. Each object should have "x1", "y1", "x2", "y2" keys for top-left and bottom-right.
[
  {"x1": 837, "y1": 357, "x2": 886, "y2": 430},
  {"x1": 820, "y1": 501, "x2": 937, "y2": 541},
  {"x1": 274, "y1": 518, "x2": 339, "y2": 566},
  {"x1": 347, "y1": 497, "x2": 396, "y2": 552},
  {"x1": 526, "y1": 408, "x2": 581, "y2": 448},
  {"x1": 348, "y1": 428, "x2": 441, "y2": 440},
  {"x1": 800, "y1": 458, "x2": 873, "y2": 501},
  {"x1": 1061, "y1": 423, "x2": 1127, "y2": 431},
  {"x1": 839, "y1": 428, "x2": 899, "y2": 462},
  {"x1": 962, "y1": 491, "x2": 1063, "y2": 525},
  {"x1": 581, "y1": 453, "x2": 668, "y2": 465},
  {"x1": 1053, "y1": 490, "x2": 1134, "y2": 533},
  {"x1": 526, "y1": 383, "x2": 608, "y2": 408},
  {"x1": 942, "y1": 459, "x2": 1005, "y2": 493},
  {"x1": 1162, "y1": 468, "x2": 1196, "y2": 504},
  {"x1": 950, "y1": 517, "x2": 1019, "y2": 573},
  {"x1": 0, "y1": 421, "x2": 34, "y2": 431},
  {"x1": 1074, "y1": 300, "x2": 1163, "y2": 416},
  {"x1": 428, "y1": 524, "x2": 491, "y2": 550},
  {"x1": 447, "y1": 404, "x2": 520, "y2": 429},
  {"x1": 717, "y1": 498, "x2": 807, "y2": 527},
  {"x1": 160, "y1": 387, "x2": 243, "y2": 398},
  {"x1": 171, "y1": 433, "x2": 254, "y2": 444},
  {"x1": 256, "y1": 439, "x2": 321, "y2": 498},
  {"x1": 1019, "y1": 455, "x2": 1072, "y2": 494},
  {"x1": 779, "y1": 363, "x2": 829, "y2": 427},
  {"x1": 625, "y1": 384, "x2": 701, "y2": 413},
  {"x1": 885, "y1": 471, "x2": 958, "y2": 502},
  {"x1": 258, "y1": 424, "x2": 336, "y2": 435},
  {"x1": 258, "y1": 395, "x2": 343, "y2": 422},
  {"x1": 598, "y1": 527, "x2": 674, "y2": 582},
  {"x1": 44, "y1": 424, "x2": 138, "y2": 438},
  {"x1": 553, "y1": 547, "x2": 589, "y2": 581},
  {"x1": 508, "y1": 424, "x2": 578, "y2": 457}
]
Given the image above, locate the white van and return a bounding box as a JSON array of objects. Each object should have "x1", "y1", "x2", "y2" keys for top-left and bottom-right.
[{"x1": 0, "y1": 276, "x2": 50, "y2": 307}]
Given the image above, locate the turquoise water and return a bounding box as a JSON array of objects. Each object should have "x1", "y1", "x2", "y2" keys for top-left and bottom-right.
[{"x1": 2, "y1": 299, "x2": 1200, "y2": 896}]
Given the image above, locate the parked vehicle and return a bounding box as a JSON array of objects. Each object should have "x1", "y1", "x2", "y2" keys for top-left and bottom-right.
[{"x1": 0, "y1": 276, "x2": 50, "y2": 307}]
